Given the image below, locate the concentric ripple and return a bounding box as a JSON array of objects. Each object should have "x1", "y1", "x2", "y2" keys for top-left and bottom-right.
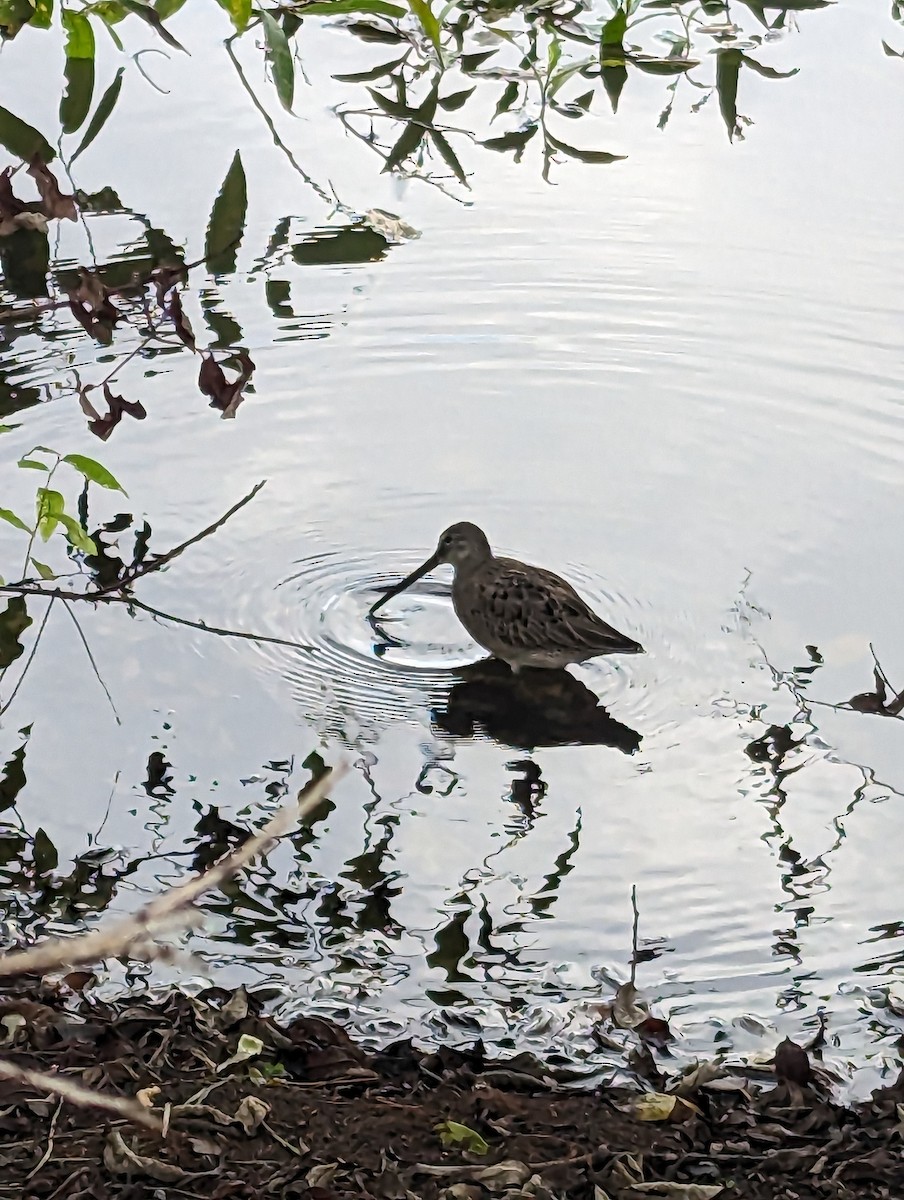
[
  {"x1": 240, "y1": 546, "x2": 686, "y2": 745},
  {"x1": 247, "y1": 550, "x2": 487, "y2": 737}
]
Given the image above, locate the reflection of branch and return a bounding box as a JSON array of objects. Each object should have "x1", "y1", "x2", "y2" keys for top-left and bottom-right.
[
  {"x1": 127, "y1": 597, "x2": 311, "y2": 651},
  {"x1": 61, "y1": 599, "x2": 121, "y2": 725},
  {"x1": 225, "y1": 36, "x2": 333, "y2": 207},
  {"x1": 335, "y1": 110, "x2": 471, "y2": 205},
  {"x1": 0, "y1": 766, "x2": 340, "y2": 978}
]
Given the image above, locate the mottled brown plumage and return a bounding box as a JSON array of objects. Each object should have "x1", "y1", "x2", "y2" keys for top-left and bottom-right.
[{"x1": 369, "y1": 522, "x2": 643, "y2": 671}]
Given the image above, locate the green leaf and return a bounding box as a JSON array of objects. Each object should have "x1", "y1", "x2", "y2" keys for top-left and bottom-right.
[
  {"x1": 0, "y1": 106, "x2": 55, "y2": 162},
  {"x1": 36, "y1": 488, "x2": 65, "y2": 541},
  {"x1": 0, "y1": 508, "x2": 31, "y2": 533},
  {"x1": 301, "y1": 0, "x2": 405, "y2": 14},
  {"x1": 214, "y1": 0, "x2": 251, "y2": 31},
  {"x1": 119, "y1": 0, "x2": 187, "y2": 51},
  {"x1": 155, "y1": 0, "x2": 188, "y2": 16},
  {"x1": 367, "y1": 87, "x2": 415, "y2": 118},
  {"x1": 601, "y1": 5, "x2": 627, "y2": 48},
  {"x1": 435, "y1": 1121, "x2": 489, "y2": 1155},
  {"x1": 30, "y1": 0, "x2": 53, "y2": 28},
  {"x1": 408, "y1": 0, "x2": 440, "y2": 54},
  {"x1": 546, "y1": 131, "x2": 625, "y2": 163},
  {"x1": 62, "y1": 454, "x2": 127, "y2": 493},
  {"x1": 30, "y1": 558, "x2": 56, "y2": 581},
  {"x1": 260, "y1": 10, "x2": 295, "y2": 111},
  {"x1": 58, "y1": 514, "x2": 98, "y2": 555},
  {"x1": 0, "y1": 424, "x2": 21, "y2": 434},
  {"x1": 205, "y1": 151, "x2": 247, "y2": 275},
  {"x1": 547, "y1": 57, "x2": 594, "y2": 99},
  {"x1": 71, "y1": 68, "x2": 124, "y2": 162},
  {"x1": 61, "y1": 12, "x2": 96, "y2": 133},
  {"x1": 62, "y1": 8, "x2": 95, "y2": 55},
  {"x1": 17, "y1": 459, "x2": 49, "y2": 471}
]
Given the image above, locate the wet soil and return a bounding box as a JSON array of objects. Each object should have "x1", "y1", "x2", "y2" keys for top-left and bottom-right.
[{"x1": 1, "y1": 981, "x2": 902, "y2": 1199}]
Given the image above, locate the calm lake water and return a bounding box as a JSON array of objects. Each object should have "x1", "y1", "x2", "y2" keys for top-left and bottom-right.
[{"x1": 1, "y1": 1, "x2": 903, "y2": 1096}]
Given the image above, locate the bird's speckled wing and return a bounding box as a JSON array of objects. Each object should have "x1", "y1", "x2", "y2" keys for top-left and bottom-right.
[{"x1": 455, "y1": 557, "x2": 640, "y2": 656}]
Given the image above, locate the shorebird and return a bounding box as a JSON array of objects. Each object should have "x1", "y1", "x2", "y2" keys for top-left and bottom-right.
[{"x1": 368, "y1": 521, "x2": 643, "y2": 672}]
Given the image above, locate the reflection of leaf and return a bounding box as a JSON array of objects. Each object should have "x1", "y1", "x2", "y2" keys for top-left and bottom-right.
[
  {"x1": 630, "y1": 56, "x2": 699, "y2": 76},
  {"x1": 0, "y1": 598, "x2": 32, "y2": 669},
  {"x1": 883, "y1": 41, "x2": 904, "y2": 57},
  {"x1": 0, "y1": 107, "x2": 54, "y2": 162},
  {"x1": 367, "y1": 88, "x2": 414, "y2": 118},
  {"x1": 383, "y1": 87, "x2": 437, "y2": 172},
  {"x1": 740, "y1": 54, "x2": 798, "y2": 80},
  {"x1": 430, "y1": 129, "x2": 467, "y2": 186},
  {"x1": 715, "y1": 48, "x2": 741, "y2": 141},
  {"x1": 546, "y1": 131, "x2": 625, "y2": 164},
  {"x1": 205, "y1": 150, "x2": 247, "y2": 275},
  {"x1": 481, "y1": 124, "x2": 537, "y2": 158},
  {"x1": 345, "y1": 19, "x2": 406, "y2": 43},
  {"x1": 33, "y1": 828, "x2": 58, "y2": 876},
  {"x1": 493, "y1": 81, "x2": 519, "y2": 119},
  {"x1": 438, "y1": 86, "x2": 475, "y2": 111},
  {"x1": 199, "y1": 351, "x2": 255, "y2": 419},
  {"x1": 333, "y1": 54, "x2": 406, "y2": 82},
  {"x1": 72, "y1": 68, "x2": 124, "y2": 162},
  {"x1": 460, "y1": 49, "x2": 497, "y2": 73},
  {"x1": 260, "y1": 10, "x2": 295, "y2": 110},
  {"x1": 0, "y1": 733, "x2": 29, "y2": 813}
]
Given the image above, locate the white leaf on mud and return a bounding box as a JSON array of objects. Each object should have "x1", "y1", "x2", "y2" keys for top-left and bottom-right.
[{"x1": 613, "y1": 981, "x2": 648, "y2": 1029}]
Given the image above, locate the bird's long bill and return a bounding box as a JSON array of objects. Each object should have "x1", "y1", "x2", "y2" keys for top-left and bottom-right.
[{"x1": 368, "y1": 550, "x2": 441, "y2": 616}]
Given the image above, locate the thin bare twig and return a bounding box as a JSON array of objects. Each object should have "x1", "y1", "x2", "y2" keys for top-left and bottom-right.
[
  {"x1": 629, "y1": 884, "x2": 639, "y2": 986},
  {"x1": 25, "y1": 1096, "x2": 63, "y2": 1179},
  {"x1": 0, "y1": 1061, "x2": 161, "y2": 1132}
]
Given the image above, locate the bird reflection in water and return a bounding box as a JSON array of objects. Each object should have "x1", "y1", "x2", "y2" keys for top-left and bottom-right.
[{"x1": 431, "y1": 658, "x2": 642, "y2": 754}]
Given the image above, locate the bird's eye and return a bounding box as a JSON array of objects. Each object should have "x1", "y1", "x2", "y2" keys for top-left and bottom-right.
[{"x1": 442, "y1": 535, "x2": 453, "y2": 547}]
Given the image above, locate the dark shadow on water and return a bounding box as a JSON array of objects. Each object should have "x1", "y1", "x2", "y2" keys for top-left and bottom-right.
[{"x1": 431, "y1": 659, "x2": 642, "y2": 753}]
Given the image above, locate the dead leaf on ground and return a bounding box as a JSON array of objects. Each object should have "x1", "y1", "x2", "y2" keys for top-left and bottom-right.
[
  {"x1": 636, "y1": 1015, "x2": 674, "y2": 1050},
  {"x1": 28, "y1": 155, "x2": 77, "y2": 221},
  {"x1": 235, "y1": 1095, "x2": 269, "y2": 1134},
  {"x1": 104, "y1": 1130, "x2": 190, "y2": 1182},
  {"x1": 627, "y1": 1185, "x2": 723, "y2": 1199},
  {"x1": 774, "y1": 1037, "x2": 811, "y2": 1086},
  {"x1": 80, "y1": 382, "x2": 147, "y2": 440},
  {"x1": 629, "y1": 1092, "x2": 701, "y2": 1123},
  {"x1": 613, "y1": 981, "x2": 649, "y2": 1029},
  {"x1": 199, "y1": 351, "x2": 255, "y2": 419}
]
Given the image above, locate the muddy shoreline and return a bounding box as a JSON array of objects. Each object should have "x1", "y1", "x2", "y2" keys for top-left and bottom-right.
[{"x1": 0, "y1": 980, "x2": 901, "y2": 1199}]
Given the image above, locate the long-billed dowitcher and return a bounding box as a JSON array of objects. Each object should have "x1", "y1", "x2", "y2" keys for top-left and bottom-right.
[{"x1": 369, "y1": 522, "x2": 643, "y2": 671}]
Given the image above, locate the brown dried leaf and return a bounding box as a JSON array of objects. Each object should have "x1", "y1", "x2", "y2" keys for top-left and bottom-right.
[
  {"x1": 103, "y1": 1130, "x2": 188, "y2": 1181},
  {"x1": 150, "y1": 263, "x2": 188, "y2": 305},
  {"x1": 28, "y1": 155, "x2": 77, "y2": 221},
  {"x1": 636, "y1": 1015, "x2": 674, "y2": 1050},
  {"x1": 235, "y1": 1095, "x2": 269, "y2": 1134},
  {"x1": 613, "y1": 981, "x2": 649, "y2": 1029},
  {"x1": 774, "y1": 1037, "x2": 811, "y2": 1086}
]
